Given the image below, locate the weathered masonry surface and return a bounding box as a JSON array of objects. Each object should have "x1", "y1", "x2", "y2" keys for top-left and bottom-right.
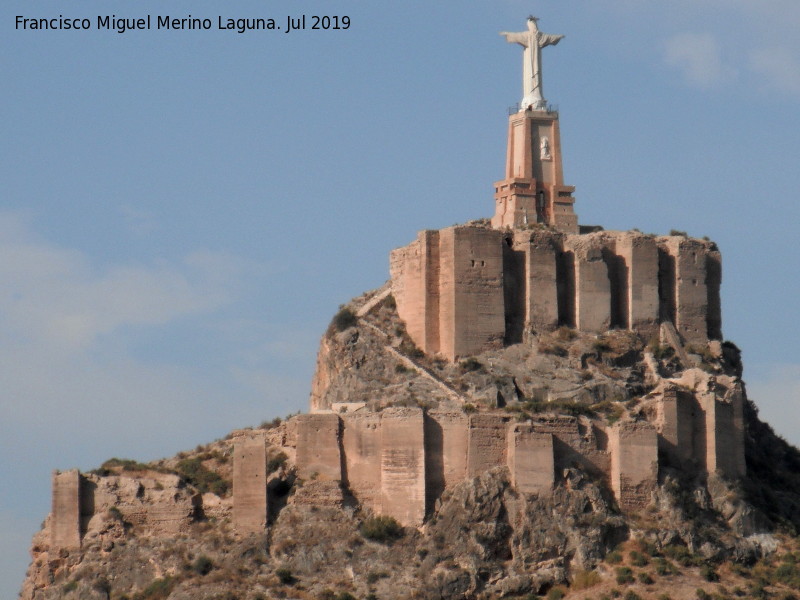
[
  {"x1": 232, "y1": 431, "x2": 268, "y2": 534},
  {"x1": 391, "y1": 228, "x2": 721, "y2": 360},
  {"x1": 50, "y1": 377, "x2": 745, "y2": 548},
  {"x1": 492, "y1": 110, "x2": 578, "y2": 233}
]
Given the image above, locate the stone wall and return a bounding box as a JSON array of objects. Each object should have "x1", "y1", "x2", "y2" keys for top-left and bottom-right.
[
  {"x1": 425, "y1": 410, "x2": 468, "y2": 513},
  {"x1": 507, "y1": 425, "x2": 554, "y2": 496},
  {"x1": 656, "y1": 388, "x2": 696, "y2": 467},
  {"x1": 51, "y1": 470, "x2": 81, "y2": 550},
  {"x1": 564, "y1": 234, "x2": 611, "y2": 332},
  {"x1": 392, "y1": 226, "x2": 505, "y2": 360},
  {"x1": 50, "y1": 393, "x2": 746, "y2": 544},
  {"x1": 391, "y1": 228, "x2": 721, "y2": 360},
  {"x1": 439, "y1": 227, "x2": 506, "y2": 359},
  {"x1": 659, "y1": 237, "x2": 711, "y2": 345},
  {"x1": 380, "y1": 408, "x2": 426, "y2": 527},
  {"x1": 233, "y1": 431, "x2": 268, "y2": 534},
  {"x1": 295, "y1": 413, "x2": 342, "y2": 481},
  {"x1": 341, "y1": 412, "x2": 383, "y2": 513},
  {"x1": 610, "y1": 421, "x2": 658, "y2": 509},
  {"x1": 467, "y1": 414, "x2": 510, "y2": 477}
]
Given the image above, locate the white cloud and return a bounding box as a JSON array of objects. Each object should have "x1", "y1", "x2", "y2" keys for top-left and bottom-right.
[
  {"x1": 0, "y1": 214, "x2": 236, "y2": 351},
  {"x1": 664, "y1": 32, "x2": 736, "y2": 89},
  {"x1": 748, "y1": 46, "x2": 800, "y2": 97},
  {"x1": 0, "y1": 212, "x2": 309, "y2": 455}
]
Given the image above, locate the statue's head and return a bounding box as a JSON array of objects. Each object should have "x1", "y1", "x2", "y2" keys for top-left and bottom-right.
[{"x1": 527, "y1": 16, "x2": 539, "y2": 31}]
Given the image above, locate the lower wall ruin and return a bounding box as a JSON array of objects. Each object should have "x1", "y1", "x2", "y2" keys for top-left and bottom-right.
[
  {"x1": 233, "y1": 431, "x2": 268, "y2": 534},
  {"x1": 51, "y1": 470, "x2": 81, "y2": 550},
  {"x1": 610, "y1": 421, "x2": 658, "y2": 509},
  {"x1": 380, "y1": 408, "x2": 426, "y2": 527},
  {"x1": 51, "y1": 384, "x2": 744, "y2": 546},
  {"x1": 507, "y1": 425, "x2": 554, "y2": 495}
]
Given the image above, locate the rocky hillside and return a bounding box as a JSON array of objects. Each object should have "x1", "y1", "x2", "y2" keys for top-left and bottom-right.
[{"x1": 19, "y1": 287, "x2": 800, "y2": 600}]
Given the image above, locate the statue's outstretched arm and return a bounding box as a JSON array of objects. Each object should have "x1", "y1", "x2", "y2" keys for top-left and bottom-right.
[
  {"x1": 538, "y1": 34, "x2": 565, "y2": 48},
  {"x1": 499, "y1": 31, "x2": 528, "y2": 47}
]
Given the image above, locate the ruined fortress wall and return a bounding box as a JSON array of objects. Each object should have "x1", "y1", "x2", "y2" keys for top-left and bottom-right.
[
  {"x1": 391, "y1": 229, "x2": 721, "y2": 360},
  {"x1": 703, "y1": 393, "x2": 746, "y2": 478},
  {"x1": 657, "y1": 389, "x2": 696, "y2": 467},
  {"x1": 507, "y1": 425, "x2": 554, "y2": 496},
  {"x1": 531, "y1": 416, "x2": 609, "y2": 478},
  {"x1": 390, "y1": 236, "x2": 426, "y2": 351},
  {"x1": 380, "y1": 407, "x2": 426, "y2": 526},
  {"x1": 519, "y1": 231, "x2": 559, "y2": 332},
  {"x1": 706, "y1": 249, "x2": 723, "y2": 340},
  {"x1": 341, "y1": 412, "x2": 383, "y2": 513},
  {"x1": 233, "y1": 432, "x2": 267, "y2": 534},
  {"x1": 610, "y1": 422, "x2": 658, "y2": 509},
  {"x1": 439, "y1": 227, "x2": 505, "y2": 359},
  {"x1": 660, "y1": 237, "x2": 709, "y2": 344},
  {"x1": 466, "y1": 414, "x2": 509, "y2": 477},
  {"x1": 295, "y1": 413, "x2": 342, "y2": 481},
  {"x1": 51, "y1": 470, "x2": 81, "y2": 550},
  {"x1": 425, "y1": 411, "x2": 468, "y2": 510},
  {"x1": 563, "y1": 235, "x2": 611, "y2": 332},
  {"x1": 422, "y1": 230, "x2": 442, "y2": 353},
  {"x1": 616, "y1": 233, "x2": 659, "y2": 338}
]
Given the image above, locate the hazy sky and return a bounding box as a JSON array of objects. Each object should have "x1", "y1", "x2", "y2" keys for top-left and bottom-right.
[{"x1": 3, "y1": 0, "x2": 800, "y2": 595}]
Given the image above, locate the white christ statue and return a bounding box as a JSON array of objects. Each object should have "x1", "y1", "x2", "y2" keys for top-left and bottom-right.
[{"x1": 500, "y1": 16, "x2": 564, "y2": 111}]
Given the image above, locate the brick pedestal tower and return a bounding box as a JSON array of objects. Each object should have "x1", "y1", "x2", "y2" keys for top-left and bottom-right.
[{"x1": 491, "y1": 108, "x2": 578, "y2": 233}]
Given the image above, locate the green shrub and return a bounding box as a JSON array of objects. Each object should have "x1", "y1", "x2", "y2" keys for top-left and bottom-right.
[
  {"x1": 572, "y1": 570, "x2": 602, "y2": 589},
  {"x1": 267, "y1": 452, "x2": 288, "y2": 473},
  {"x1": 101, "y1": 458, "x2": 150, "y2": 472},
  {"x1": 175, "y1": 457, "x2": 229, "y2": 496},
  {"x1": 132, "y1": 577, "x2": 174, "y2": 600},
  {"x1": 63, "y1": 581, "x2": 78, "y2": 593},
  {"x1": 606, "y1": 551, "x2": 623, "y2": 564},
  {"x1": 367, "y1": 571, "x2": 389, "y2": 584},
  {"x1": 654, "y1": 558, "x2": 676, "y2": 576},
  {"x1": 615, "y1": 567, "x2": 634, "y2": 585},
  {"x1": 192, "y1": 555, "x2": 213, "y2": 576},
  {"x1": 664, "y1": 544, "x2": 698, "y2": 566},
  {"x1": 547, "y1": 587, "x2": 566, "y2": 600},
  {"x1": 592, "y1": 339, "x2": 612, "y2": 354},
  {"x1": 459, "y1": 357, "x2": 483, "y2": 373},
  {"x1": 331, "y1": 307, "x2": 357, "y2": 332},
  {"x1": 701, "y1": 564, "x2": 719, "y2": 582},
  {"x1": 463, "y1": 403, "x2": 478, "y2": 414},
  {"x1": 637, "y1": 572, "x2": 654, "y2": 584},
  {"x1": 624, "y1": 592, "x2": 642, "y2": 600},
  {"x1": 360, "y1": 515, "x2": 403, "y2": 543},
  {"x1": 696, "y1": 589, "x2": 710, "y2": 600},
  {"x1": 555, "y1": 326, "x2": 578, "y2": 341},
  {"x1": 276, "y1": 567, "x2": 294, "y2": 585},
  {"x1": 630, "y1": 550, "x2": 649, "y2": 566}
]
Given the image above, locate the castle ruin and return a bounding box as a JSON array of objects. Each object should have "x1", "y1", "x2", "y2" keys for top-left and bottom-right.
[{"x1": 45, "y1": 17, "x2": 746, "y2": 552}]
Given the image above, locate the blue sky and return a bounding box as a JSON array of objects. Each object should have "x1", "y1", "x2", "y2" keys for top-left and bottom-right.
[{"x1": 3, "y1": 0, "x2": 800, "y2": 595}]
